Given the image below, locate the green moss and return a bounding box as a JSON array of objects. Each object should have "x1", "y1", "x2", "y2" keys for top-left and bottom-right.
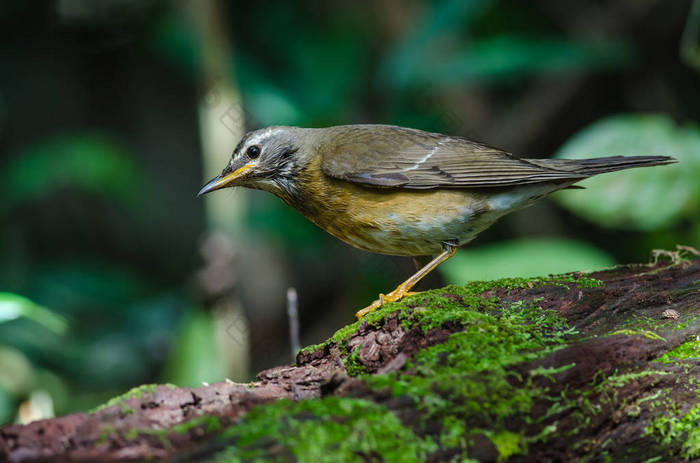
[
  {"x1": 438, "y1": 415, "x2": 468, "y2": 449},
  {"x1": 360, "y1": 298, "x2": 573, "y2": 459},
  {"x1": 119, "y1": 415, "x2": 223, "y2": 453},
  {"x1": 608, "y1": 329, "x2": 666, "y2": 342},
  {"x1": 124, "y1": 427, "x2": 148, "y2": 441},
  {"x1": 476, "y1": 274, "x2": 603, "y2": 290},
  {"x1": 626, "y1": 390, "x2": 665, "y2": 418},
  {"x1": 212, "y1": 397, "x2": 437, "y2": 462},
  {"x1": 599, "y1": 370, "x2": 672, "y2": 389},
  {"x1": 124, "y1": 426, "x2": 172, "y2": 449},
  {"x1": 299, "y1": 274, "x2": 602, "y2": 357},
  {"x1": 90, "y1": 383, "x2": 177, "y2": 413},
  {"x1": 299, "y1": 302, "x2": 402, "y2": 356},
  {"x1": 343, "y1": 346, "x2": 366, "y2": 376},
  {"x1": 656, "y1": 339, "x2": 700, "y2": 363},
  {"x1": 171, "y1": 415, "x2": 223, "y2": 434},
  {"x1": 617, "y1": 313, "x2": 700, "y2": 335},
  {"x1": 637, "y1": 390, "x2": 663, "y2": 406},
  {"x1": 120, "y1": 404, "x2": 134, "y2": 416},
  {"x1": 673, "y1": 316, "x2": 700, "y2": 331},
  {"x1": 181, "y1": 272, "x2": 618, "y2": 460},
  {"x1": 487, "y1": 430, "x2": 527, "y2": 461},
  {"x1": 290, "y1": 274, "x2": 605, "y2": 460},
  {"x1": 618, "y1": 315, "x2": 661, "y2": 331},
  {"x1": 588, "y1": 364, "x2": 700, "y2": 460},
  {"x1": 202, "y1": 289, "x2": 583, "y2": 461},
  {"x1": 96, "y1": 425, "x2": 115, "y2": 445},
  {"x1": 645, "y1": 403, "x2": 700, "y2": 459}
]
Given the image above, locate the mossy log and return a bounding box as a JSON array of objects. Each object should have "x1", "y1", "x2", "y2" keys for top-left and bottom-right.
[{"x1": 1, "y1": 257, "x2": 699, "y2": 462}]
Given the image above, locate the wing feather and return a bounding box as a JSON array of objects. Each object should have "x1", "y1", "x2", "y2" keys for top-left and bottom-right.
[{"x1": 319, "y1": 125, "x2": 581, "y2": 189}]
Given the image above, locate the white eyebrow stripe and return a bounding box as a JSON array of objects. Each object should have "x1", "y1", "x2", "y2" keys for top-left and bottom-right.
[{"x1": 246, "y1": 127, "x2": 286, "y2": 147}]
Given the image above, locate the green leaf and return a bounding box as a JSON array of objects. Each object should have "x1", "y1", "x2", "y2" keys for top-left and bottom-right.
[
  {"x1": 440, "y1": 238, "x2": 614, "y2": 282},
  {"x1": 436, "y1": 36, "x2": 632, "y2": 85},
  {"x1": 380, "y1": 0, "x2": 493, "y2": 89},
  {"x1": 0, "y1": 293, "x2": 67, "y2": 334},
  {"x1": 553, "y1": 114, "x2": 700, "y2": 230},
  {"x1": 381, "y1": 0, "x2": 632, "y2": 90},
  {"x1": 1, "y1": 133, "x2": 148, "y2": 211}
]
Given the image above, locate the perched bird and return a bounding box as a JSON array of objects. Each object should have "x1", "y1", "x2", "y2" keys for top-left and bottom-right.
[{"x1": 198, "y1": 125, "x2": 675, "y2": 318}]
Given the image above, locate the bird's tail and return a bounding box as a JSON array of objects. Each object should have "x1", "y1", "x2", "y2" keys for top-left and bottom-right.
[{"x1": 527, "y1": 155, "x2": 677, "y2": 176}]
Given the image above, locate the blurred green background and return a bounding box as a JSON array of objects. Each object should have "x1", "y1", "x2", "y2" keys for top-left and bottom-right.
[{"x1": 0, "y1": 0, "x2": 698, "y2": 425}]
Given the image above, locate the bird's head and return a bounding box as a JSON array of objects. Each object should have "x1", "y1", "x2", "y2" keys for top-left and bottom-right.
[{"x1": 197, "y1": 126, "x2": 308, "y2": 199}]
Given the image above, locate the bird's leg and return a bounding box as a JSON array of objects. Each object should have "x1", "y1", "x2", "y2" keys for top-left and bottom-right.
[
  {"x1": 412, "y1": 255, "x2": 434, "y2": 271},
  {"x1": 356, "y1": 241, "x2": 458, "y2": 319},
  {"x1": 400, "y1": 256, "x2": 435, "y2": 298}
]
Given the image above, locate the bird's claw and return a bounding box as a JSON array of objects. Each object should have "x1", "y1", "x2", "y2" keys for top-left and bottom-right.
[
  {"x1": 355, "y1": 298, "x2": 383, "y2": 320},
  {"x1": 355, "y1": 289, "x2": 419, "y2": 319}
]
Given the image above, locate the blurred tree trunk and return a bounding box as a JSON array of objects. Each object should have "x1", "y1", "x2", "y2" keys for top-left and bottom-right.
[
  {"x1": 188, "y1": 0, "x2": 250, "y2": 382},
  {"x1": 1, "y1": 256, "x2": 699, "y2": 462}
]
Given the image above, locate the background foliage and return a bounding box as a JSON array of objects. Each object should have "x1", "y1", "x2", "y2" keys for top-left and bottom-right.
[{"x1": 0, "y1": 0, "x2": 698, "y2": 425}]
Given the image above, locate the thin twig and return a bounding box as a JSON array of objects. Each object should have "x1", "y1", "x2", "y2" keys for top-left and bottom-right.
[{"x1": 287, "y1": 287, "x2": 300, "y2": 363}]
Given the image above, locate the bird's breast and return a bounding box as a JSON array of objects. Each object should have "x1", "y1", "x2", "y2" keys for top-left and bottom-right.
[{"x1": 285, "y1": 159, "x2": 501, "y2": 257}]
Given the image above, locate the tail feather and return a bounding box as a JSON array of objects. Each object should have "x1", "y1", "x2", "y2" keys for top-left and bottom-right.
[{"x1": 527, "y1": 155, "x2": 677, "y2": 176}]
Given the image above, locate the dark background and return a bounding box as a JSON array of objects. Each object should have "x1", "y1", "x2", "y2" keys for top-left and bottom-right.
[{"x1": 0, "y1": 0, "x2": 698, "y2": 424}]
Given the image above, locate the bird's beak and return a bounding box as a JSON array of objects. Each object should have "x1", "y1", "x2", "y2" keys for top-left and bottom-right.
[{"x1": 197, "y1": 163, "x2": 254, "y2": 197}]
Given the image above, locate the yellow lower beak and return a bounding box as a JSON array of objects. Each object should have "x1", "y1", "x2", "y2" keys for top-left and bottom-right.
[{"x1": 197, "y1": 164, "x2": 254, "y2": 197}]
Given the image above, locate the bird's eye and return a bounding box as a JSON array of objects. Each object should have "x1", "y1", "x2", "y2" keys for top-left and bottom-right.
[{"x1": 246, "y1": 145, "x2": 261, "y2": 159}]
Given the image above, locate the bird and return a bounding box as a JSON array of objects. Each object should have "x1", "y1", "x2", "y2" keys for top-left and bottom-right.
[{"x1": 197, "y1": 124, "x2": 676, "y2": 319}]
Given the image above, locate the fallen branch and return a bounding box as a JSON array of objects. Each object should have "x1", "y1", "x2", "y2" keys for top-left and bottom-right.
[{"x1": 1, "y1": 258, "x2": 699, "y2": 462}]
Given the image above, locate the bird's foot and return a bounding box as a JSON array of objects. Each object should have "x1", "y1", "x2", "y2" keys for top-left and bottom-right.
[
  {"x1": 355, "y1": 243, "x2": 458, "y2": 320},
  {"x1": 355, "y1": 288, "x2": 418, "y2": 319},
  {"x1": 355, "y1": 299, "x2": 383, "y2": 319}
]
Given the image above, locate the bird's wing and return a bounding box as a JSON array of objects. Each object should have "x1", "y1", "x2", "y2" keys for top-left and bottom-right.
[{"x1": 319, "y1": 125, "x2": 587, "y2": 189}]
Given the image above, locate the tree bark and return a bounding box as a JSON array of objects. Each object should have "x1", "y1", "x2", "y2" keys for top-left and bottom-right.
[{"x1": 1, "y1": 256, "x2": 699, "y2": 462}]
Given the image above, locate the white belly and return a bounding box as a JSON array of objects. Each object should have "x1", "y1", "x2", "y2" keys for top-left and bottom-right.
[{"x1": 336, "y1": 184, "x2": 559, "y2": 257}]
